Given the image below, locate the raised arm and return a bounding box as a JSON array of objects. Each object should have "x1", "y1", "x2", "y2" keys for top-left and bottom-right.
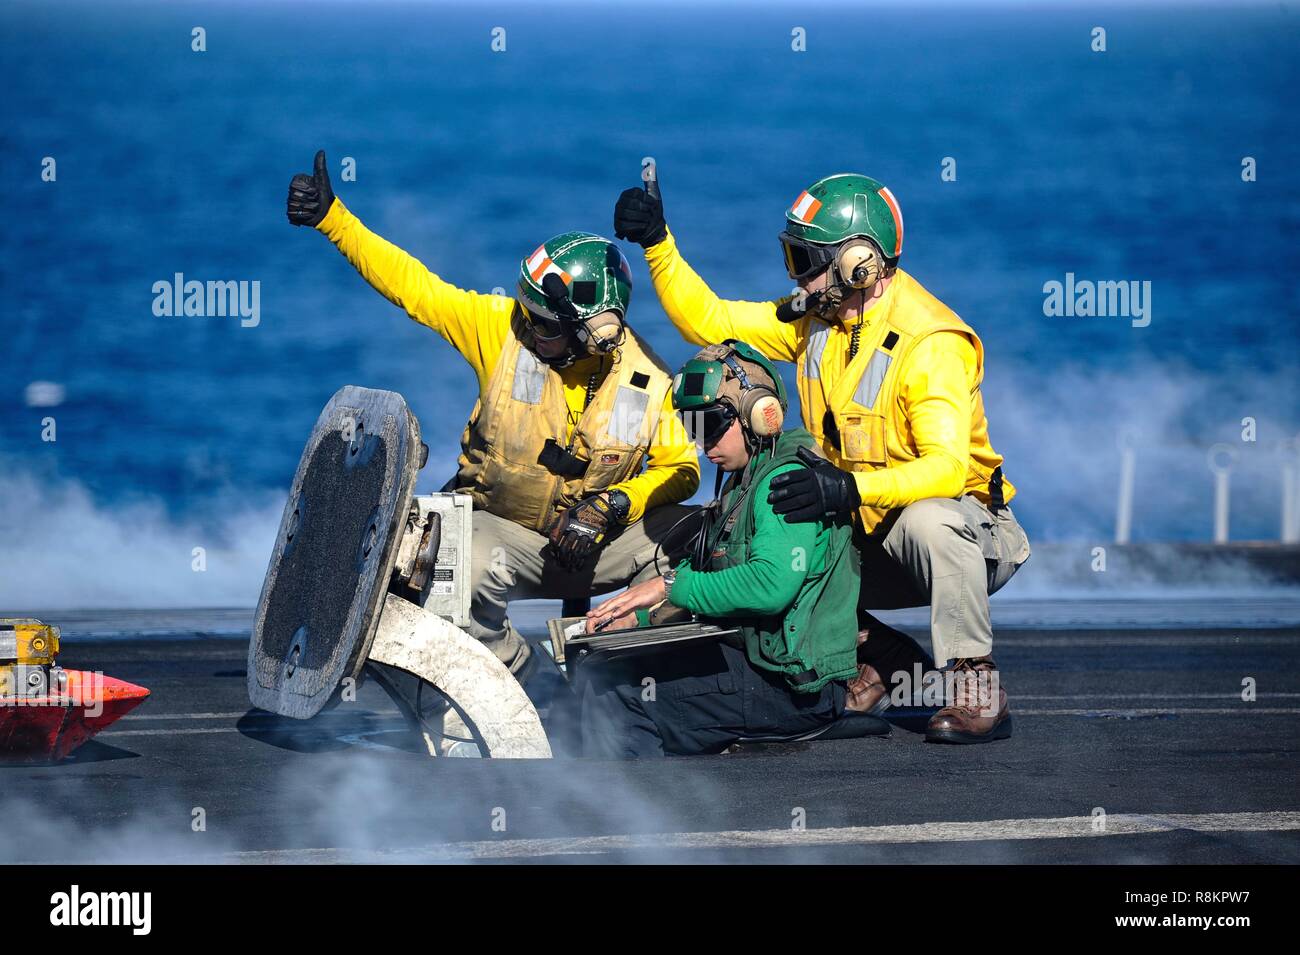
[
  {"x1": 288, "y1": 150, "x2": 510, "y2": 381},
  {"x1": 614, "y1": 165, "x2": 799, "y2": 363},
  {"x1": 643, "y1": 231, "x2": 800, "y2": 362}
]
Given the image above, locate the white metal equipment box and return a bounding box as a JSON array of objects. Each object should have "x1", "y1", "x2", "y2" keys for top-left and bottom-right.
[{"x1": 415, "y1": 492, "x2": 473, "y2": 628}]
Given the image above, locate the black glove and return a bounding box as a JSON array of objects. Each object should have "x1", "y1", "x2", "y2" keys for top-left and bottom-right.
[
  {"x1": 767, "y1": 448, "x2": 861, "y2": 523},
  {"x1": 287, "y1": 149, "x2": 335, "y2": 227},
  {"x1": 548, "y1": 495, "x2": 615, "y2": 570},
  {"x1": 614, "y1": 185, "x2": 667, "y2": 248}
]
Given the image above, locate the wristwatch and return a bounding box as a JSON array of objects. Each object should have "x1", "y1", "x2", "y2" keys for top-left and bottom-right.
[
  {"x1": 662, "y1": 566, "x2": 678, "y2": 590},
  {"x1": 605, "y1": 488, "x2": 632, "y2": 525}
]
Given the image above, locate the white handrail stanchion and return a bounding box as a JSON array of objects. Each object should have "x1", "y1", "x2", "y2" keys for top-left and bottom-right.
[
  {"x1": 1282, "y1": 436, "x2": 1300, "y2": 544},
  {"x1": 1283, "y1": 462, "x2": 1297, "y2": 543},
  {"x1": 1115, "y1": 431, "x2": 1137, "y2": 545},
  {"x1": 1208, "y1": 444, "x2": 1236, "y2": 545}
]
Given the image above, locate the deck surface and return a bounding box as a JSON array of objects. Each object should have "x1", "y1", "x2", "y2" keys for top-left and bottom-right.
[{"x1": 3, "y1": 600, "x2": 1298, "y2": 864}]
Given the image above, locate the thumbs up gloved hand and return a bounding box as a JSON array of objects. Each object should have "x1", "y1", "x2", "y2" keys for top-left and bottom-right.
[
  {"x1": 614, "y1": 166, "x2": 667, "y2": 248},
  {"x1": 287, "y1": 149, "x2": 336, "y2": 227}
]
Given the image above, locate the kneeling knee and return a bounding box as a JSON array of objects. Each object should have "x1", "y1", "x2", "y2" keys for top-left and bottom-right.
[{"x1": 888, "y1": 499, "x2": 968, "y2": 553}]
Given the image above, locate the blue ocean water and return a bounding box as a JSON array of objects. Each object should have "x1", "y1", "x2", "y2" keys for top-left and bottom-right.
[{"x1": 2, "y1": 0, "x2": 1298, "y2": 606}]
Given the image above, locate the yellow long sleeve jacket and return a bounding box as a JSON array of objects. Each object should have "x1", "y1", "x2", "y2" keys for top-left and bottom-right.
[{"x1": 315, "y1": 199, "x2": 699, "y2": 524}]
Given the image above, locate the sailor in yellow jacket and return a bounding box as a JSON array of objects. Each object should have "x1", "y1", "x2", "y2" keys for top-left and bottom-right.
[
  {"x1": 287, "y1": 152, "x2": 699, "y2": 688},
  {"x1": 614, "y1": 168, "x2": 1029, "y2": 743}
]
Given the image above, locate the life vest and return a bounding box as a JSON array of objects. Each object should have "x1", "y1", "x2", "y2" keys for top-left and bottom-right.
[
  {"x1": 794, "y1": 270, "x2": 1014, "y2": 532},
  {"x1": 455, "y1": 315, "x2": 674, "y2": 533}
]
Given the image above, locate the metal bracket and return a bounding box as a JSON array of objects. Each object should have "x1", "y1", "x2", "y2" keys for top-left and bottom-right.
[
  {"x1": 391, "y1": 501, "x2": 442, "y2": 604},
  {"x1": 369, "y1": 593, "x2": 551, "y2": 759}
]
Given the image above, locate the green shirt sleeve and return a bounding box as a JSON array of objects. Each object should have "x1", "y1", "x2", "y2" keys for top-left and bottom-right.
[{"x1": 668, "y1": 463, "x2": 825, "y2": 618}]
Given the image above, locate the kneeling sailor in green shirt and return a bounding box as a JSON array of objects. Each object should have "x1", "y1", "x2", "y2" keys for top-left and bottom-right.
[{"x1": 579, "y1": 340, "x2": 877, "y2": 757}]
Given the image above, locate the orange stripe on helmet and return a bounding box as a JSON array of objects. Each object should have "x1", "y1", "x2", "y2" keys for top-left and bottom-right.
[
  {"x1": 526, "y1": 246, "x2": 549, "y2": 277},
  {"x1": 791, "y1": 190, "x2": 823, "y2": 222},
  {"x1": 526, "y1": 248, "x2": 571, "y2": 285},
  {"x1": 877, "y1": 187, "x2": 903, "y2": 256}
]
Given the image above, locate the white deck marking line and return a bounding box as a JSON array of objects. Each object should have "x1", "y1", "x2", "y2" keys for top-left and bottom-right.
[
  {"x1": 227, "y1": 810, "x2": 1300, "y2": 862},
  {"x1": 104, "y1": 720, "x2": 411, "y2": 738},
  {"x1": 120, "y1": 711, "x2": 392, "y2": 721},
  {"x1": 102, "y1": 727, "x2": 236, "y2": 737},
  {"x1": 1015, "y1": 693, "x2": 1300, "y2": 700},
  {"x1": 119, "y1": 694, "x2": 1300, "y2": 721},
  {"x1": 1015, "y1": 707, "x2": 1300, "y2": 716},
  {"x1": 107, "y1": 707, "x2": 1300, "y2": 733},
  {"x1": 997, "y1": 635, "x2": 1299, "y2": 647},
  {"x1": 123, "y1": 712, "x2": 255, "y2": 720}
]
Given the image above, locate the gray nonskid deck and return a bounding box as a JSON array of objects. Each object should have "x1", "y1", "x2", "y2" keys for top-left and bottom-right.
[{"x1": 2, "y1": 604, "x2": 1298, "y2": 864}]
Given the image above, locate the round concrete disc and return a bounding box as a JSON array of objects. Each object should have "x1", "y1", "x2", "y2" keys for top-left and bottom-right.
[{"x1": 248, "y1": 386, "x2": 422, "y2": 719}]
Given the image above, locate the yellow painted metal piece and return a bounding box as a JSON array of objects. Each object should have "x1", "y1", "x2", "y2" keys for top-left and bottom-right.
[
  {"x1": 1, "y1": 619, "x2": 61, "y2": 697},
  {"x1": 1, "y1": 619, "x2": 61, "y2": 664}
]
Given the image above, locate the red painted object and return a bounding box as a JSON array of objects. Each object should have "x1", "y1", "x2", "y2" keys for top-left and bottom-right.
[{"x1": 0, "y1": 671, "x2": 150, "y2": 762}]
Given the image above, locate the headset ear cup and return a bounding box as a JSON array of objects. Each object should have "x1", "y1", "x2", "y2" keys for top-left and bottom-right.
[
  {"x1": 583, "y1": 313, "x2": 624, "y2": 353},
  {"x1": 748, "y1": 393, "x2": 784, "y2": 436},
  {"x1": 839, "y1": 241, "x2": 883, "y2": 290}
]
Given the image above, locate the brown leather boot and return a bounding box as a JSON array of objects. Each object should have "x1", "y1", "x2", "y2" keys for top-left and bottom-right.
[
  {"x1": 845, "y1": 628, "x2": 890, "y2": 714},
  {"x1": 845, "y1": 662, "x2": 890, "y2": 714},
  {"x1": 925, "y1": 656, "x2": 1012, "y2": 744}
]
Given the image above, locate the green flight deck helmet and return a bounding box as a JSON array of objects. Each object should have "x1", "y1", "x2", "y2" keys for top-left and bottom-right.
[
  {"x1": 516, "y1": 231, "x2": 633, "y2": 364},
  {"x1": 779, "y1": 173, "x2": 904, "y2": 291},
  {"x1": 673, "y1": 340, "x2": 788, "y2": 446}
]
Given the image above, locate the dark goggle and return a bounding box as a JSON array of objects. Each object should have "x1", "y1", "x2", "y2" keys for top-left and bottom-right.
[
  {"x1": 522, "y1": 305, "x2": 571, "y2": 340},
  {"x1": 678, "y1": 402, "x2": 737, "y2": 447},
  {"x1": 779, "y1": 233, "x2": 836, "y2": 281}
]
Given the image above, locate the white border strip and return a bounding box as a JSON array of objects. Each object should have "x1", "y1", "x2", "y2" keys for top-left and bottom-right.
[{"x1": 229, "y1": 811, "x2": 1300, "y2": 863}]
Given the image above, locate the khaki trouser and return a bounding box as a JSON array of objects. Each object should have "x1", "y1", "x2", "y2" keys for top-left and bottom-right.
[
  {"x1": 858, "y1": 496, "x2": 1031, "y2": 666},
  {"x1": 467, "y1": 504, "x2": 699, "y2": 674}
]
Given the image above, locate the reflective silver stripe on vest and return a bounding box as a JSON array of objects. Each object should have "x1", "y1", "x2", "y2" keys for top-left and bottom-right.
[
  {"x1": 511, "y1": 347, "x2": 546, "y2": 404},
  {"x1": 804, "y1": 322, "x2": 830, "y2": 381},
  {"x1": 608, "y1": 386, "x2": 650, "y2": 444},
  {"x1": 852, "y1": 349, "x2": 892, "y2": 410}
]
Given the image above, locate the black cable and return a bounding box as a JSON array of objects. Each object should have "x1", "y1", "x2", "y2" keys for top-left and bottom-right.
[
  {"x1": 565, "y1": 355, "x2": 606, "y2": 446},
  {"x1": 650, "y1": 415, "x2": 778, "y2": 576},
  {"x1": 696, "y1": 439, "x2": 774, "y2": 571},
  {"x1": 650, "y1": 505, "x2": 710, "y2": 576}
]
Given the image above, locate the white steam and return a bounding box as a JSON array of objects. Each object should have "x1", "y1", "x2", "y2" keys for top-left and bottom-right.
[
  {"x1": 0, "y1": 468, "x2": 280, "y2": 610},
  {"x1": 0, "y1": 359, "x2": 1296, "y2": 610}
]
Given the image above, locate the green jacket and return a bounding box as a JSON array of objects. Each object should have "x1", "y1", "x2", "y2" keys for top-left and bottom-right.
[{"x1": 666, "y1": 428, "x2": 860, "y2": 692}]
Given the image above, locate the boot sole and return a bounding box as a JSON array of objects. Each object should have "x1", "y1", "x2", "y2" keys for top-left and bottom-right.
[{"x1": 925, "y1": 715, "x2": 1013, "y2": 745}]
